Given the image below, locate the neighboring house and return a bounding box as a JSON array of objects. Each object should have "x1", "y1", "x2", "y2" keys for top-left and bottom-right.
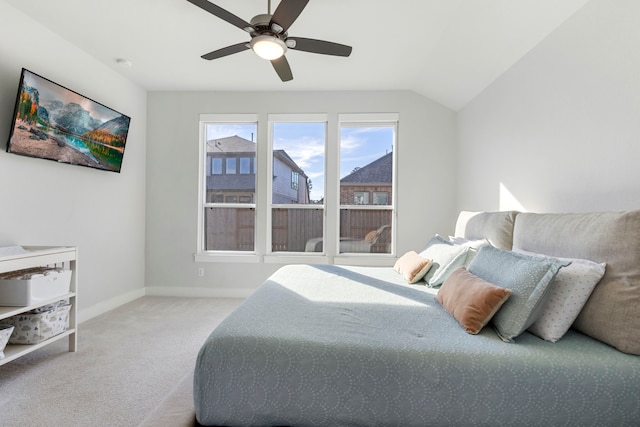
[
  {"x1": 339, "y1": 152, "x2": 393, "y2": 253},
  {"x1": 340, "y1": 152, "x2": 392, "y2": 205},
  {"x1": 206, "y1": 135, "x2": 310, "y2": 204}
]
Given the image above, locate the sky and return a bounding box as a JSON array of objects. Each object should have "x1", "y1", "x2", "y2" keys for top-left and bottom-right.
[{"x1": 207, "y1": 122, "x2": 394, "y2": 202}]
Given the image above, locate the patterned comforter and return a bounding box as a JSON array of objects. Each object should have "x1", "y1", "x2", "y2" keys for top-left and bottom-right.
[{"x1": 194, "y1": 264, "x2": 640, "y2": 426}]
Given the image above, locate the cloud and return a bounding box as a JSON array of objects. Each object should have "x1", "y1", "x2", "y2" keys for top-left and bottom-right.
[{"x1": 275, "y1": 136, "x2": 324, "y2": 170}]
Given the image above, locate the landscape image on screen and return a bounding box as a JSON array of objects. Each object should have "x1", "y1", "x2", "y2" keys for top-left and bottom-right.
[{"x1": 6, "y1": 69, "x2": 131, "y2": 173}]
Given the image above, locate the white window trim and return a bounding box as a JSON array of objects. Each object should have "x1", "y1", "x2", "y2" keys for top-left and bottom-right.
[
  {"x1": 336, "y1": 113, "x2": 399, "y2": 259},
  {"x1": 196, "y1": 114, "x2": 259, "y2": 261},
  {"x1": 266, "y1": 114, "x2": 328, "y2": 256},
  {"x1": 195, "y1": 112, "x2": 399, "y2": 266}
]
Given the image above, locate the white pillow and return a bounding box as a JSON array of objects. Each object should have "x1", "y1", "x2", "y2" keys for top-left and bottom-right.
[
  {"x1": 515, "y1": 249, "x2": 606, "y2": 342},
  {"x1": 448, "y1": 236, "x2": 490, "y2": 266},
  {"x1": 419, "y1": 235, "x2": 469, "y2": 287}
]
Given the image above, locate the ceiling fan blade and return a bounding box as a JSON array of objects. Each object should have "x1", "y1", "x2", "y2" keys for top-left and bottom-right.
[
  {"x1": 271, "y1": 56, "x2": 293, "y2": 82},
  {"x1": 287, "y1": 37, "x2": 352, "y2": 57},
  {"x1": 201, "y1": 42, "x2": 249, "y2": 60},
  {"x1": 187, "y1": 0, "x2": 253, "y2": 32},
  {"x1": 270, "y1": 0, "x2": 309, "y2": 33}
]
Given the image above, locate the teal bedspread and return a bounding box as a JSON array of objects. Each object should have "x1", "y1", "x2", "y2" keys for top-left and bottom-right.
[{"x1": 194, "y1": 264, "x2": 640, "y2": 426}]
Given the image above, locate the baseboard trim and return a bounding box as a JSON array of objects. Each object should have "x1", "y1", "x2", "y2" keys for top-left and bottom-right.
[
  {"x1": 145, "y1": 286, "x2": 254, "y2": 299},
  {"x1": 78, "y1": 288, "x2": 146, "y2": 323}
]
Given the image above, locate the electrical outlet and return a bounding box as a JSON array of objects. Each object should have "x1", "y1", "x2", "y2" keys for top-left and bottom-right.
[{"x1": 198, "y1": 267, "x2": 204, "y2": 277}]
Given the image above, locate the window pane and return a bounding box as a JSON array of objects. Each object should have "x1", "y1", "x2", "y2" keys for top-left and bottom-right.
[
  {"x1": 212, "y1": 158, "x2": 222, "y2": 174},
  {"x1": 354, "y1": 191, "x2": 369, "y2": 205},
  {"x1": 204, "y1": 123, "x2": 257, "y2": 252},
  {"x1": 339, "y1": 124, "x2": 395, "y2": 254},
  {"x1": 226, "y1": 158, "x2": 236, "y2": 174},
  {"x1": 204, "y1": 207, "x2": 255, "y2": 251},
  {"x1": 373, "y1": 191, "x2": 388, "y2": 205},
  {"x1": 205, "y1": 124, "x2": 257, "y2": 205},
  {"x1": 272, "y1": 122, "x2": 325, "y2": 204},
  {"x1": 239, "y1": 157, "x2": 251, "y2": 174},
  {"x1": 339, "y1": 209, "x2": 392, "y2": 254},
  {"x1": 272, "y1": 208, "x2": 324, "y2": 252},
  {"x1": 339, "y1": 126, "x2": 394, "y2": 207}
]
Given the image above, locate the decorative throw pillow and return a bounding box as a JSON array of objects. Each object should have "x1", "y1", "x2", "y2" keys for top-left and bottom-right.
[
  {"x1": 447, "y1": 236, "x2": 490, "y2": 266},
  {"x1": 363, "y1": 229, "x2": 378, "y2": 243},
  {"x1": 436, "y1": 267, "x2": 512, "y2": 334},
  {"x1": 467, "y1": 245, "x2": 568, "y2": 342},
  {"x1": 394, "y1": 251, "x2": 433, "y2": 284},
  {"x1": 419, "y1": 235, "x2": 470, "y2": 287},
  {"x1": 515, "y1": 249, "x2": 606, "y2": 342}
]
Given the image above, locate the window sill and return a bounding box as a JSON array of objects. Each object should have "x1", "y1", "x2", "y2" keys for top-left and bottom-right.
[
  {"x1": 194, "y1": 253, "x2": 260, "y2": 263},
  {"x1": 263, "y1": 254, "x2": 329, "y2": 265}
]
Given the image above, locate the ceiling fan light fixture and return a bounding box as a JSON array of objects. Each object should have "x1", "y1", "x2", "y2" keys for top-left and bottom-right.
[{"x1": 251, "y1": 35, "x2": 287, "y2": 60}]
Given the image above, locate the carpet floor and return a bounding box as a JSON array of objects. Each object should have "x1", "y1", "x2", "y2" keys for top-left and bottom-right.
[{"x1": 0, "y1": 296, "x2": 242, "y2": 427}]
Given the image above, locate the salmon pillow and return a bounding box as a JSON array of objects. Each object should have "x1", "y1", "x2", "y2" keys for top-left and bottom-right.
[
  {"x1": 394, "y1": 251, "x2": 433, "y2": 284},
  {"x1": 436, "y1": 267, "x2": 512, "y2": 334}
]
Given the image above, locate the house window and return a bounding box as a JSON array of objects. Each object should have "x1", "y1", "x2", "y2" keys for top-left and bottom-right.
[
  {"x1": 269, "y1": 116, "x2": 326, "y2": 253},
  {"x1": 211, "y1": 158, "x2": 222, "y2": 175},
  {"x1": 240, "y1": 157, "x2": 251, "y2": 174},
  {"x1": 200, "y1": 115, "x2": 257, "y2": 252},
  {"x1": 354, "y1": 191, "x2": 369, "y2": 205},
  {"x1": 226, "y1": 158, "x2": 236, "y2": 174},
  {"x1": 339, "y1": 114, "x2": 397, "y2": 254},
  {"x1": 373, "y1": 192, "x2": 388, "y2": 205}
]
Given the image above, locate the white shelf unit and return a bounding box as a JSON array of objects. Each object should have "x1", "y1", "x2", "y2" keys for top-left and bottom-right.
[{"x1": 0, "y1": 246, "x2": 77, "y2": 366}]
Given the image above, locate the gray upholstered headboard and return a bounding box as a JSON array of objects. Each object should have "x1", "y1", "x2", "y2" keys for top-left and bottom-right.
[
  {"x1": 455, "y1": 209, "x2": 640, "y2": 355},
  {"x1": 511, "y1": 210, "x2": 640, "y2": 355},
  {"x1": 454, "y1": 211, "x2": 519, "y2": 250}
]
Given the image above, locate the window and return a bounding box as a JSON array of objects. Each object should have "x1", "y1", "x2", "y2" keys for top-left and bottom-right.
[
  {"x1": 226, "y1": 158, "x2": 236, "y2": 174},
  {"x1": 199, "y1": 115, "x2": 257, "y2": 252},
  {"x1": 373, "y1": 192, "x2": 388, "y2": 205},
  {"x1": 354, "y1": 191, "x2": 369, "y2": 205},
  {"x1": 240, "y1": 157, "x2": 251, "y2": 174},
  {"x1": 211, "y1": 158, "x2": 222, "y2": 175},
  {"x1": 339, "y1": 114, "x2": 397, "y2": 254},
  {"x1": 269, "y1": 116, "x2": 326, "y2": 253},
  {"x1": 198, "y1": 113, "x2": 397, "y2": 260}
]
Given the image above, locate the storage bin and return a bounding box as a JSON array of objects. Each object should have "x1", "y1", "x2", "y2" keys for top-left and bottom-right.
[
  {"x1": 4, "y1": 301, "x2": 71, "y2": 344},
  {"x1": 0, "y1": 267, "x2": 72, "y2": 306},
  {"x1": 0, "y1": 324, "x2": 14, "y2": 358}
]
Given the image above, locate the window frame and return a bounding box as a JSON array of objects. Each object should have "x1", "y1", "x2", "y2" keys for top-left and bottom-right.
[
  {"x1": 195, "y1": 112, "x2": 398, "y2": 266},
  {"x1": 335, "y1": 113, "x2": 398, "y2": 262},
  {"x1": 266, "y1": 114, "x2": 328, "y2": 257},
  {"x1": 196, "y1": 114, "x2": 259, "y2": 262}
]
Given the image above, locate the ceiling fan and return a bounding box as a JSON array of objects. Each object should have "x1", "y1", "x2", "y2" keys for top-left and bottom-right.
[{"x1": 186, "y1": 0, "x2": 353, "y2": 82}]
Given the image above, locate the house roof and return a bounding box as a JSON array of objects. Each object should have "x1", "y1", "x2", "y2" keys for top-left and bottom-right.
[
  {"x1": 206, "y1": 135, "x2": 256, "y2": 153},
  {"x1": 340, "y1": 152, "x2": 392, "y2": 185}
]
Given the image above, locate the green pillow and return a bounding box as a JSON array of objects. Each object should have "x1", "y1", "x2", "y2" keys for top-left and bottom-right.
[
  {"x1": 419, "y1": 235, "x2": 470, "y2": 287},
  {"x1": 467, "y1": 245, "x2": 568, "y2": 342}
]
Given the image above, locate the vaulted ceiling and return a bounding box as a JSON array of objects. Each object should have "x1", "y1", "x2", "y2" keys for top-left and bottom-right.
[{"x1": 4, "y1": 0, "x2": 589, "y2": 110}]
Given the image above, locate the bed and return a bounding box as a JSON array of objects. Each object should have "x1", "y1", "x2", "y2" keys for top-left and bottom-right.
[{"x1": 194, "y1": 210, "x2": 640, "y2": 426}]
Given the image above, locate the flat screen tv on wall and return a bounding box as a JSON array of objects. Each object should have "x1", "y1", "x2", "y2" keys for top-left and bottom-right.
[{"x1": 6, "y1": 68, "x2": 131, "y2": 173}]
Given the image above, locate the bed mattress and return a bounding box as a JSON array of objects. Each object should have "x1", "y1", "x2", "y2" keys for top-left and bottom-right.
[{"x1": 194, "y1": 264, "x2": 640, "y2": 426}]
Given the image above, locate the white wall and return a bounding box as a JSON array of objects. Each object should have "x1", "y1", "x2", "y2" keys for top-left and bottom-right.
[
  {"x1": 0, "y1": 1, "x2": 147, "y2": 320},
  {"x1": 146, "y1": 91, "x2": 457, "y2": 295},
  {"x1": 457, "y1": 0, "x2": 640, "y2": 213}
]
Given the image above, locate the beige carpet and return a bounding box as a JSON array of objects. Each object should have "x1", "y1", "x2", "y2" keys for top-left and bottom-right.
[
  {"x1": 0, "y1": 296, "x2": 242, "y2": 427},
  {"x1": 138, "y1": 372, "x2": 200, "y2": 427}
]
